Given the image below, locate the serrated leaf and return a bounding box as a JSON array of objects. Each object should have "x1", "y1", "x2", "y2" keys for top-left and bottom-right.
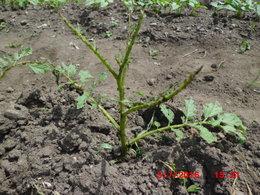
[
  {"x1": 171, "y1": 128, "x2": 184, "y2": 142},
  {"x1": 76, "y1": 93, "x2": 89, "y2": 109},
  {"x1": 222, "y1": 125, "x2": 246, "y2": 142},
  {"x1": 79, "y1": 70, "x2": 93, "y2": 83},
  {"x1": 219, "y1": 113, "x2": 246, "y2": 131},
  {"x1": 160, "y1": 104, "x2": 174, "y2": 125},
  {"x1": 191, "y1": 125, "x2": 217, "y2": 144},
  {"x1": 27, "y1": 63, "x2": 52, "y2": 74},
  {"x1": 63, "y1": 65, "x2": 77, "y2": 77},
  {"x1": 15, "y1": 47, "x2": 32, "y2": 60},
  {"x1": 203, "y1": 102, "x2": 223, "y2": 120},
  {"x1": 183, "y1": 99, "x2": 196, "y2": 122},
  {"x1": 100, "y1": 143, "x2": 113, "y2": 149}
]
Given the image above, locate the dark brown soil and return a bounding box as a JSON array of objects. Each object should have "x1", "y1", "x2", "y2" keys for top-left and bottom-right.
[{"x1": 0, "y1": 2, "x2": 260, "y2": 195}]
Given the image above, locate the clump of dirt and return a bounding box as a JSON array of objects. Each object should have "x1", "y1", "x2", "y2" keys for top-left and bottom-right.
[{"x1": 0, "y1": 2, "x2": 260, "y2": 195}]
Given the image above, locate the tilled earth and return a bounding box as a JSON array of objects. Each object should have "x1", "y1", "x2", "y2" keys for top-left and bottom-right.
[{"x1": 0, "y1": 2, "x2": 260, "y2": 195}]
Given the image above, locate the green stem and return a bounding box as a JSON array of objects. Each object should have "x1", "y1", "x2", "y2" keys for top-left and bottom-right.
[
  {"x1": 123, "y1": 66, "x2": 203, "y2": 116},
  {"x1": 55, "y1": 65, "x2": 120, "y2": 130},
  {"x1": 128, "y1": 121, "x2": 209, "y2": 146},
  {"x1": 117, "y1": 10, "x2": 145, "y2": 156},
  {"x1": 60, "y1": 13, "x2": 118, "y2": 80},
  {"x1": 0, "y1": 61, "x2": 37, "y2": 80}
]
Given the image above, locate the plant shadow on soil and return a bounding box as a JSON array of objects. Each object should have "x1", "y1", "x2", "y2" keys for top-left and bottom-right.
[{"x1": 0, "y1": 2, "x2": 260, "y2": 195}]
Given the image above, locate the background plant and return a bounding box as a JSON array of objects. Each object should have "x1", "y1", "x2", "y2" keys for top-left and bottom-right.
[
  {"x1": 211, "y1": 0, "x2": 260, "y2": 19},
  {"x1": 0, "y1": 0, "x2": 247, "y2": 157}
]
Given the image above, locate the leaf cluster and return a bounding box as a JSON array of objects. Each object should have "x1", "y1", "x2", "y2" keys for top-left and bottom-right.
[
  {"x1": 0, "y1": 47, "x2": 33, "y2": 79},
  {"x1": 158, "y1": 100, "x2": 246, "y2": 144},
  {"x1": 211, "y1": 0, "x2": 260, "y2": 18}
]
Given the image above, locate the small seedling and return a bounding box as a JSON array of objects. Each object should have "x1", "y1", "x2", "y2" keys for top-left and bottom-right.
[
  {"x1": 247, "y1": 70, "x2": 260, "y2": 93},
  {"x1": 5, "y1": 42, "x2": 22, "y2": 48},
  {"x1": 240, "y1": 40, "x2": 251, "y2": 52},
  {"x1": 111, "y1": 17, "x2": 119, "y2": 27},
  {"x1": 148, "y1": 49, "x2": 159, "y2": 58},
  {"x1": 0, "y1": 22, "x2": 5, "y2": 31},
  {"x1": 105, "y1": 30, "x2": 113, "y2": 38}
]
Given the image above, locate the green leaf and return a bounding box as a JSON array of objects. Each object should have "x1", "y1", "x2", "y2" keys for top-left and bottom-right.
[
  {"x1": 0, "y1": 57, "x2": 8, "y2": 68},
  {"x1": 171, "y1": 128, "x2": 184, "y2": 142},
  {"x1": 183, "y1": 99, "x2": 196, "y2": 122},
  {"x1": 134, "y1": 91, "x2": 144, "y2": 96},
  {"x1": 90, "y1": 103, "x2": 98, "y2": 109},
  {"x1": 160, "y1": 104, "x2": 174, "y2": 125},
  {"x1": 100, "y1": 143, "x2": 113, "y2": 149},
  {"x1": 63, "y1": 65, "x2": 77, "y2": 77},
  {"x1": 16, "y1": 47, "x2": 32, "y2": 60},
  {"x1": 98, "y1": 72, "x2": 108, "y2": 82},
  {"x1": 121, "y1": 99, "x2": 132, "y2": 105},
  {"x1": 76, "y1": 93, "x2": 89, "y2": 109},
  {"x1": 222, "y1": 125, "x2": 247, "y2": 142},
  {"x1": 187, "y1": 184, "x2": 201, "y2": 192},
  {"x1": 79, "y1": 70, "x2": 93, "y2": 83},
  {"x1": 27, "y1": 63, "x2": 52, "y2": 74},
  {"x1": 219, "y1": 113, "x2": 246, "y2": 131},
  {"x1": 153, "y1": 121, "x2": 161, "y2": 128},
  {"x1": 191, "y1": 124, "x2": 217, "y2": 144},
  {"x1": 203, "y1": 102, "x2": 223, "y2": 120}
]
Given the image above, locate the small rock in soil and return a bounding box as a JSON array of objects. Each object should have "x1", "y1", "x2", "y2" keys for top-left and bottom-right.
[
  {"x1": 17, "y1": 89, "x2": 46, "y2": 108},
  {"x1": 6, "y1": 87, "x2": 14, "y2": 93},
  {"x1": 166, "y1": 74, "x2": 172, "y2": 80},
  {"x1": 0, "y1": 95, "x2": 5, "y2": 101},
  {"x1": 203, "y1": 75, "x2": 214, "y2": 82},
  {"x1": 135, "y1": 116, "x2": 145, "y2": 127},
  {"x1": 122, "y1": 178, "x2": 133, "y2": 193},
  {"x1": 20, "y1": 20, "x2": 27, "y2": 26},
  {"x1": 147, "y1": 78, "x2": 157, "y2": 86},
  {"x1": 4, "y1": 139, "x2": 16, "y2": 151},
  {"x1": 59, "y1": 133, "x2": 80, "y2": 153},
  {"x1": 138, "y1": 183, "x2": 147, "y2": 193},
  {"x1": 253, "y1": 159, "x2": 260, "y2": 167},
  {"x1": 211, "y1": 64, "x2": 218, "y2": 69},
  {"x1": 235, "y1": 191, "x2": 245, "y2": 195},
  {"x1": 3, "y1": 103, "x2": 29, "y2": 121}
]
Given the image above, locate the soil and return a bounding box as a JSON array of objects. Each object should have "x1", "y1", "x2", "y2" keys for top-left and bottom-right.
[{"x1": 0, "y1": 2, "x2": 260, "y2": 195}]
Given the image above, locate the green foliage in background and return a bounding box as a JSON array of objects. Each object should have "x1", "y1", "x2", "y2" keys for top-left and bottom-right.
[{"x1": 211, "y1": 0, "x2": 260, "y2": 18}]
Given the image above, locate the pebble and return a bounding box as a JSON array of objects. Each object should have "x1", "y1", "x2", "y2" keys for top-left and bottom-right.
[
  {"x1": 166, "y1": 74, "x2": 172, "y2": 80},
  {"x1": 4, "y1": 106, "x2": 28, "y2": 121},
  {"x1": 211, "y1": 64, "x2": 218, "y2": 69},
  {"x1": 6, "y1": 87, "x2": 14, "y2": 93},
  {"x1": 138, "y1": 183, "x2": 147, "y2": 193},
  {"x1": 37, "y1": 23, "x2": 48, "y2": 29},
  {"x1": 154, "y1": 62, "x2": 161, "y2": 66},
  {"x1": 235, "y1": 191, "x2": 245, "y2": 195},
  {"x1": 150, "y1": 23, "x2": 157, "y2": 26},
  {"x1": 20, "y1": 20, "x2": 27, "y2": 26},
  {"x1": 147, "y1": 78, "x2": 156, "y2": 86},
  {"x1": 203, "y1": 75, "x2": 214, "y2": 82}
]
